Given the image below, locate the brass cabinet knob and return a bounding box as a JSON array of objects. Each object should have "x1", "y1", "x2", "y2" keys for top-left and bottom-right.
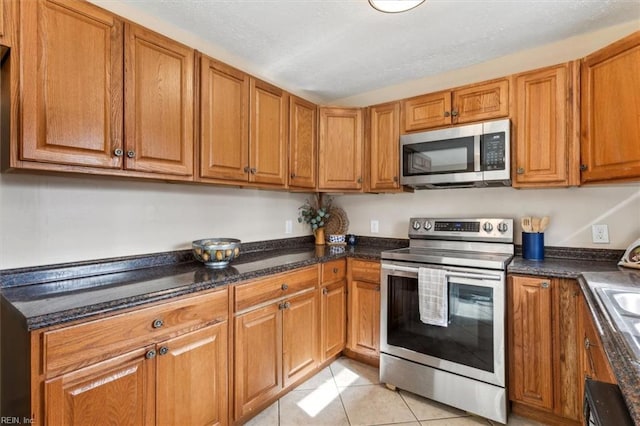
[
  {"x1": 126, "y1": 150, "x2": 135, "y2": 158},
  {"x1": 451, "y1": 110, "x2": 459, "y2": 117},
  {"x1": 145, "y1": 349, "x2": 156, "y2": 359},
  {"x1": 357, "y1": 177, "x2": 362, "y2": 184},
  {"x1": 281, "y1": 283, "x2": 288, "y2": 291},
  {"x1": 114, "y1": 148, "x2": 124, "y2": 157},
  {"x1": 244, "y1": 166, "x2": 250, "y2": 173},
  {"x1": 516, "y1": 167, "x2": 525, "y2": 174},
  {"x1": 290, "y1": 173, "x2": 296, "y2": 179},
  {"x1": 444, "y1": 111, "x2": 451, "y2": 117},
  {"x1": 322, "y1": 288, "x2": 328, "y2": 295},
  {"x1": 580, "y1": 164, "x2": 588, "y2": 171},
  {"x1": 333, "y1": 267, "x2": 339, "y2": 274},
  {"x1": 152, "y1": 319, "x2": 164, "y2": 329},
  {"x1": 159, "y1": 346, "x2": 169, "y2": 356},
  {"x1": 250, "y1": 168, "x2": 257, "y2": 174},
  {"x1": 541, "y1": 281, "x2": 550, "y2": 289},
  {"x1": 393, "y1": 176, "x2": 398, "y2": 182},
  {"x1": 284, "y1": 301, "x2": 291, "y2": 309}
]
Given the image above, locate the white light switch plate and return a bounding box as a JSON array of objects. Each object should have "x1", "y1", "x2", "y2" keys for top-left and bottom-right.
[
  {"x1": 371, "y1": 220, "x2": 379, "y2": 234},
  {"x1": 591, "y1": 224, "x2": 609, "y2": 244},
  {"x1": 285, "y1": 220, "x2": 293, "y2": 234}
]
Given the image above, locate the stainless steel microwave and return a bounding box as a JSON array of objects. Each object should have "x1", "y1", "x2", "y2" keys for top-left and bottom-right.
[{"x1": 400, "y1": 119, "x2": 511, "y2": 189}]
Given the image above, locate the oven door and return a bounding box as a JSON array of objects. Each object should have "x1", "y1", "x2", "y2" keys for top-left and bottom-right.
[{"x1": 380, "y1": 261, "x2": 505, "y2": 387}]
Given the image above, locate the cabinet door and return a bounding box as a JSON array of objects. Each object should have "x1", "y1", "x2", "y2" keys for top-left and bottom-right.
[
  {"x1": 581, "y1": 31, "x2": 640, "y2": 183},
  {"x1": 156, "y1": 322, "x2": 228, "y2": 426},
  {"x1": 282, "y1": 291, "x2": 319, "y2": 388},
  {"x1": 452, "y1": 79, "x2": 509, "y2": 124},
  {"x1": 124, "y1": 23, "x2": 194, "y2": 177},
  {"x1": 401, "y1": 91, "x2": 452, "y2": 132},
  {"x1": 513, "y1": 64, "x2": 576, "y2": 187},
  {"x1": 199, "y1": 56, "x2": 249, "y2": 183},
  {"x1": 234, "y1": 303, "x2": 282, "y2": 420},
  {"x1": 321, "y1": 280, "x2": 347, "y2": 361},
  {"x1": 288, "y1": 95, "x2": 317, "y2": 189},
  {"x1": 318, "y1": 107, "x2": 363, "y2": 190},
  {"x1": 369, "y1": 102, "x2": 401, "y2": 191},
  {"x1": 508, "y1": 276, "x2": 553, "y2": 410},
  {"x1": 0, "y1": 0, "x2": 15, "y2": 48},
  {"x1": 21, "y1": 0, "x2": 124, "y2": 168},
  {"x1": 250, "y1": 79, "x2": 288, "y2": 186},
  {"x1": 552, "y1": 279, "x2": 581, "y2": 421},
  {"x1": 45, "y1": 346, "x2": 155, "y2": 426},
  {"x1": 580, "y1": 296, "x2": 616, "y2": 385},
  {"x1": 348, "y1": 280, "x2": 380, "y2": 358}
]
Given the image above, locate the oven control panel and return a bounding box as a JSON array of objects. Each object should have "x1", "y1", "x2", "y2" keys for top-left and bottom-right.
[{"x1": 408, "y1": 218, "x2": 513, "y2": 243}]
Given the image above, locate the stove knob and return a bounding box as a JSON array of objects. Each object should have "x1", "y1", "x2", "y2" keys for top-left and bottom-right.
[
  {"x1": 412, "y1": 220, "x2": 422, "y2": 230},
  {"x1": 424, "y1": 221, "x2": 432, "y2": 231},
  {"x1": 498, "y1": 222, "x2": 509, "y2": 233},
  {"x1": 483, "y1": 222, "x2": 494, "y2": 233}
]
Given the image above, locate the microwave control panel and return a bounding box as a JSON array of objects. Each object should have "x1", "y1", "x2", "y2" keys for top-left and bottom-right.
[{"x1": 482, "y1": 132, "x2": 506, "y2": 171}]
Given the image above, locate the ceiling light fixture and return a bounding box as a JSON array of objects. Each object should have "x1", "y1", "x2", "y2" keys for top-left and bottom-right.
[{"x1": 368, "y1": 0, "x2": 426, "y2": 13}]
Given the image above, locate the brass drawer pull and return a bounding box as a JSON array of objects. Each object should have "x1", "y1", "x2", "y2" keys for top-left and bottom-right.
[
  {"x1": 281, "y1": 283, "x2": 288, "y2": 291},
  {"x1": 145, "y1": 349, "x2": 156, "y2": 360},
  {"x1": 159, "y1": 346, "x2": 169, "y2": 356},
  {"x1": 152, "y1": 319, "x2": 164, "y2": 329}
]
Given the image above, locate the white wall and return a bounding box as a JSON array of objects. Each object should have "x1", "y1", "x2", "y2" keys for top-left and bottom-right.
[
  {"x1": 0, "y1": 173, "x2": 311, "y2": 269},
  {"x1": 334, "y1": 185, "x2": 640, "y2": 249}
]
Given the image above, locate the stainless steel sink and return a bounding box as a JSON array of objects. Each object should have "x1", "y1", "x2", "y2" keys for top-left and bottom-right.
[
  {"x1": 612, "y1": 292, "x2": 640, "y2": 316},
  {"x1": 595, "y1": 287, "x2": 640, "y2": 359}
]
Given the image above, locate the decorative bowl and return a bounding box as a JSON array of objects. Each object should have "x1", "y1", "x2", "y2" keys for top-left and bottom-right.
[{"x1": 192, "y1": 238, "x2": 241, "y2": 268}]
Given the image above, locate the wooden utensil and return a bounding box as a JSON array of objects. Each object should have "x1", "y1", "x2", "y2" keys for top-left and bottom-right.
[
  {"x1": 540, "y1": 216, "x2": 550, "y2": 232},
  {"x1": 532, "y1": 217, "x2": 541, "y2": 233},
  {"x1": 521, "y1": 217, "x2": 532, "y2": 232}
]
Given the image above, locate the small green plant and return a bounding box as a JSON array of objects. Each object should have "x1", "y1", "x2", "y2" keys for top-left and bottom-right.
[{"x1": 298, "y1": 194, "x2": 332, "y2": 231}]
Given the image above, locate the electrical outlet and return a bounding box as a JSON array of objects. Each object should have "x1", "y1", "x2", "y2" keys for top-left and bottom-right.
[
  {"x1": 371, "y1": 220, "x2": 379, "y2": 234},
  {"x1": 285, "y1": 220, "x2": 293, "y2": 234},
  {"x1": 591, "y1": 224, "x2": 609, "y2": 244}
]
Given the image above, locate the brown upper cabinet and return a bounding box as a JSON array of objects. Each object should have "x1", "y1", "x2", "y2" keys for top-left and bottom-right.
[
  {"x1": 19, "y1": 1, "x2": 195, "y2": 179},
  {"x1": 318, "y1": 107, "x2": 364, "y2": 191},
  {"x1": 124, "y1": 23, "x2": 194, "y2": 177},
  {"x1": 512, "y1": 62, "x2": 580, "y2": 188},
  {"x1": 0, "y1": 0, "x2": 16, "y2": 48},
  {"x1": 401, "y1": 78, "x2": 509, "y2": 133},
  {"x1": 198, "y1": 54, "x2": 288, "y2": 187},
  {"x1": 20, "y1": 0, "x2": 124, "y2": 170},
  {"x1": 199, "y1": 56, "x2": 250, "y2": 182},
  {"x1": 580, "y1": 31, "x2": 640, "y2": 184},
  {"x1": 250, "y1": 79, "x2": 289, "y2": 186},
  {"x1": 368, "y1": 102, "x2": 402, "y2": 192},
  {"x1": 288, "y1": 95, "x2": 318, "y2": 189}
]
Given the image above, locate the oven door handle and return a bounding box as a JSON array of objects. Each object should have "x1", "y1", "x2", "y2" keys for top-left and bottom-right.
[{"x1": 381, "y1": 263, "x2": 501, "y2": 281}]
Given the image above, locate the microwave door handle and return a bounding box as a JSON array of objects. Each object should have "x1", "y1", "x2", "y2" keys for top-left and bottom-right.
[{"x1": 474, "y1": 135, "x2": 481, "y2": 171}]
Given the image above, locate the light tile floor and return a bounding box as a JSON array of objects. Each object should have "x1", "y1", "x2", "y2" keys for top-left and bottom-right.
[{"x1": 244, "y1": 357, "x2": 546, "y2": 426}]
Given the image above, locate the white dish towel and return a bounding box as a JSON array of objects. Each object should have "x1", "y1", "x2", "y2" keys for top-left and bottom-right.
[{"x1": 418, "y1": 267, "x2": 448, "y2": 327}]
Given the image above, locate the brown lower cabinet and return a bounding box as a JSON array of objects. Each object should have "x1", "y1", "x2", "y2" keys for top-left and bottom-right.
[
  {"x1": 347, "y1": 259, "x2": 381, "y2": 362},
  {"x1": 233, "y1": 267, "x2": 320, "y2": 422},
  {"x1": 320, "y1": 260, "x2": 347, "y2": 361},
  {"x1": 508, "y1": 275, "x2": 616, "y2": 425},
  {"x1": 25, "y1": 288, "x2": 229, "y2": 426}
]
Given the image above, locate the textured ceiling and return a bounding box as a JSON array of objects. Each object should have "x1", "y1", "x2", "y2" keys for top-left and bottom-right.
[{"x1": 116, "y1": 0, "x2": 640, "y2": 103}]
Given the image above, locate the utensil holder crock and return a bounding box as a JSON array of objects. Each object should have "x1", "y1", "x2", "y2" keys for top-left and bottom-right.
[{"x1": 522, "y1": 232, "x2": 544, "y2": 261}]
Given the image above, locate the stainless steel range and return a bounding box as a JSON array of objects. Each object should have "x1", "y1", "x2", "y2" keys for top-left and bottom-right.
[{"x1": 380, "y1": 217, "x2": 514, "y2": 424}]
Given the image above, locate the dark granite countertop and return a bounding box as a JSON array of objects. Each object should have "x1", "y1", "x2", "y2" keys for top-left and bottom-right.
[
  {"x1": 579, "y1": 270, "x2": 640, "y2": 425},
  {"x1": 0, "y1": 236, "x2": 406, "y2": 330},
  {"x1": 508, "y1": 246, "x2": 624, "y2": 278}
]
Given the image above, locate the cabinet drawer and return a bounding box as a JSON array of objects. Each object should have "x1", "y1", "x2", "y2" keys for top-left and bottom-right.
[
  {"x1": 321, "y1": 260, "x2": 346, "y2": 284},
  {"x1": 235, "y1": 266, "x2": 318, "y2": 312},
  {"x1": 44, "y1": 288, "x2": 228, "y2": 377},
  {"x1": 350, "y1": 259, "x2": 380, "y2": 283}
]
